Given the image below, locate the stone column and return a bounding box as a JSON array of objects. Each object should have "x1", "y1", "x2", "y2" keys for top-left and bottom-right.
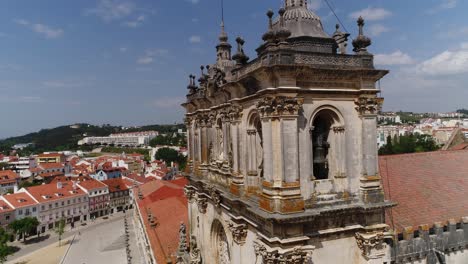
[
  {"x1": 257, "y1": 96, "x2": 305, "y2": 214},
  {"x1": 228, "y1": 105, "x2": 244, "y2": 197},
  {"x1": 356, "y1": 97, "x2": 384, "y2": 204}
]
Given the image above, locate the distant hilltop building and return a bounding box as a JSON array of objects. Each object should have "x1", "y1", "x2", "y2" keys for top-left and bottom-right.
[
  {"x1": 179, "y1": 0, "x2": 404, "y2": 263},
  {"x1": 78, "y1": 131, "x2": 158, "y2": 147}
]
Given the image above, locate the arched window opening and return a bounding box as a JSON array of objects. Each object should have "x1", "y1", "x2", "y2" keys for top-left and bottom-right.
[
  {"x1": 311, "y1": 108, "x2": 345, "y2": 180},
  {"x1": 247, "y1": 113, "x2": 263, "y2": 177},
  {"x1": 312, "y1": 115, "x2": 331, "y2": 180},
  {"x1": 212, "y1": 221, "x2": 231, "y2": 264}
]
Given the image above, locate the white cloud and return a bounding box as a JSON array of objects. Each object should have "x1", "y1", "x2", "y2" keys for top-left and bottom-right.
[
  {"x1": 369, "y1": 24, "x2": 390, "y2": 36},
  {"x1": 374, "y1": 51, "x2": 415, "y2": 65},
  {"x1": 120, "y1": 47, "x2": 128, "y2": 52},
  {"x1": 189, "y1": 35, "x2": 201, "y2": 43},
  {"x1": 308, "y1": 0, "x2": 322, "y2": 11},
  {"x1": 192, "y1": 18, "x2": 199, "y2": 23},
  {"x1": 416, "y1": 45, "x2": 468, "y2": 75},
  {"x1": 349, "y1": 7, "x2": 392, "y2": 21},
  {"x1": 123, "y1": 14, "x2": 145, "y2": 28},
  {"x1": 187, "y1": 0, "x2": 200, "y2": 4},
  {"x1": 136, "y1": 49, "x2": 168, "y2": 64},
  {"x1": 14, "y1": 19, "x2": 63, "y2": 39},
  {"x1": 427, "y1": 0, "x2": 458, "y2": 13},
  {"x1": 85, "y1": 0, "x2": 135, "y2": 22},
  {"x1": 150, "y1": 97, "x2": 184, "y2": 108},
  {"x1": 137, "y1": 56, "x2": 153, "y2": 65}
]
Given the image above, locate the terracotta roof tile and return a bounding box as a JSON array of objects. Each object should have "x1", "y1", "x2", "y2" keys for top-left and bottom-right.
[
  {"x1": 102, "y1": 178, "x2": 129, "y2": 192},
  {"x1": 380, "y1": 150, "x2": 468, "y2": 232},
  {"x1": 2, "y1": 192, "x2": 38, "y2": 208},
  {"x1": 0, "y1": 170, "x2": 19, "y2": 184}
]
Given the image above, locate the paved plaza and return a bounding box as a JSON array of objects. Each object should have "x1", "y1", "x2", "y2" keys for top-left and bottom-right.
[{"x1": 7, "y1": 210, "x2": 142, "y2": 264}]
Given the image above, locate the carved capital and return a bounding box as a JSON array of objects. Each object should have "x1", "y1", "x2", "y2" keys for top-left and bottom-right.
[
  {"x1": 332, "y1": 126, "x2": 345, "y2": 133},
  {"x1": 228, "y1": 104, "x2": 243, "y2": 122},
  {"x1": 256, "y1": 96, "x2": 304, "y2": 117},
  {"x1": 355, "y1": 231, "x2": 385, "y2": 260},
  {"x1": 253, "y1": 241, "x2": 312, "y2": 264},
  {"x1": 206, "y1": 185, "x2": 221, "y2": 208},
  {"x1": 355, "y1": 97, "x2": 384, "y2": 115},
  {"x1": 228, "y1": 222, "x2": 248, "y2": 245},
  {"x1": 196, "y1": 195, "x2": 208, "y2": 214},
  {"x1": 184, "y1": 187, "x2": 196, "y2": 203}
]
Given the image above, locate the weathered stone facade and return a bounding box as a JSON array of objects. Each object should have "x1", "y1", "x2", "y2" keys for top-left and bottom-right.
[{"x1": 179, "y1": 2, "x2": 468, "y2": 264}]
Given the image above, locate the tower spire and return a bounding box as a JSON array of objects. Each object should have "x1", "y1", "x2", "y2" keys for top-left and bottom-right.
[{"x1": 216, "y1": 0, "x2": 231, "y2": 62}]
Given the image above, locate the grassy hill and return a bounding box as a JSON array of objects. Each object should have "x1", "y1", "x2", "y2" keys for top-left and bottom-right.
[{"x1": 0, "y1": 123, "x2": 185, "y2": 155}]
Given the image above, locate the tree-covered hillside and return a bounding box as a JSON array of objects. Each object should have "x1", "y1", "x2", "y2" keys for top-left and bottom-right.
[{"x1": 0, "y1": 123, "x2": 185, "y2": 155}]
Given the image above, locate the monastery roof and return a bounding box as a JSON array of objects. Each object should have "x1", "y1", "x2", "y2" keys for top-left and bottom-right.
[
  {"x1": 2, "y1": 192, "x2": 38, "y2": 208},
  {"x1": 380, "y1": 150, "x2": 468, "y2": 232},
  {"x1": 136, "y1": 178, "x2": 188, "y2": 264}
]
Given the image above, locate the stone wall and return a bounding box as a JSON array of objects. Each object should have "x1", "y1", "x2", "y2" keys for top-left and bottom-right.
[{"x1": 390, "y1": 217, "x2": 468, "y2": 264}]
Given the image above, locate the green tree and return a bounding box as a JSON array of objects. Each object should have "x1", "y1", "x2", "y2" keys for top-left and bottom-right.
[
  {"x1": 379, "y1": 133, "x2": 440, "y2": 155},
  {"x1": 155, "y1": 148, "x2": 187, "y2": 171},
  {"x1": 0, "y1": 227, "x2": 12, "y2": 263},
  {"x1": 0, "y1": 163, "x2": 9, "y2": 170},
  {"x1": 55, "y1": 218, "x2": 66, "y2": 246},
  {"x1": 9, "y1": 217, "x2": 39, "y2": 243}
]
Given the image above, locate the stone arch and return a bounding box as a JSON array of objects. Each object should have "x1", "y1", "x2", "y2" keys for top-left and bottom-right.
[
  {"x1": 246, "y1": 111, "x2": 263, "y2": 178},
  {"x1": 309, "y1": 106, "x2": 346, "y2": 180},
  {"x1": 211, "y1": 219, "x2": 231, "y2": 264}
]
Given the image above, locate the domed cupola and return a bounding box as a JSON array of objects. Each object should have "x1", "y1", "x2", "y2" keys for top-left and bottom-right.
[{"x1": 273, "y1": 0, "x2": 330, "y2": 39}]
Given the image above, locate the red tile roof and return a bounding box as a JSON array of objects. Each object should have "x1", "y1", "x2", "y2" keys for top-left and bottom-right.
[
  {"x1": 102, "y1": 178, "x2": 129, "y2": 193},
  {"x1": 76, "y1": 177, "x2": 107, "y2": 191},
  {"x1": 136, "y1": 178, "x2": 188, "y2": 264},
  {"x1": 380, "y1": 150, "x2": 468, "y2": 232},
  {"x1": 0, "y1": 200, "x2": 13, "y2": 213},
  {"x1": 2, "y1": 192, "x2": 38, "y2": 208},
  {"x1": 39, "y1": 163, "x2": 64, "y2": 170},
  {"x1": 26, "y1": 180, "x2": 85, "y2": 203},
  {"x1": 0, "y1": 170, "x2": 19, "y2": 184}
]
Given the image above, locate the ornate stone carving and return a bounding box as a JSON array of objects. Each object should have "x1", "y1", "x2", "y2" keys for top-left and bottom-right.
[
  {"x1": 256, "y1": 96, "x2": 304, "y2": 117},
  {"x1": 184, "y1": 187, "x2": 196, "y2": 203},
  {"x1": 196, "y1": 195, "x2": 208, "y2": 214},
  {"x1": 206, "y1": 185, "x2": 221, "y2": 208},
  {"x1": 228, "y1": 104, "x2": 243, "y2": 121},
  {"x1": 253, "y1": 241, "x2": 312, "y2": 264},
  {"x1": 355, "y1": 231, "x2": 385, "y2": 260},
  {"x1": 227, "y1": 222, "x2": 248, "y2": 245},
  {"x1": 332, "y1": 126, "x2": 345, "y2": 133},
  {"x1": 354, "y1": 97, "x2": 383, "y2": 115},
  {"x1": 177, "y1": 223, "x2": 188, "y2": 255},
  {"x1": 189, "y1": 236, "x2": 202, "y2": 264}
]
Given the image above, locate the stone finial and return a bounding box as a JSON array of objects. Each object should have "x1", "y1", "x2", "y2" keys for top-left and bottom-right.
[
  {"x1": 276, "y1": 8, "x2": 291, "y2": 42},
  {"x1": 333, "y1": 24, "x2": 350, "y2": 54},
  {"x1": 352, "y1": 16, "x2": 372, "y2": 54},
  {"x1": 232, "y1": 37, "x2": 249, "y2": 66},
  {"x1": 262, "y1": 9, "x2": 276, "y2": 42}
]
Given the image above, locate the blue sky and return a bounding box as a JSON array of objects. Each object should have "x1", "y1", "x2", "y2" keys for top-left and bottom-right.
[{"x1": 0, "y1": 0, "x2": 467, "y2": 138}]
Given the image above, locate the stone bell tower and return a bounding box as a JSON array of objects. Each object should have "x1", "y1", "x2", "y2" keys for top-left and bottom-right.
[{"x1": 181, "y1": 1, "x2": 394, "y2": 263}]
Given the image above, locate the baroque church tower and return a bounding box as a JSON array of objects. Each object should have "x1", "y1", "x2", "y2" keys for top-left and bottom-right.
[{"x1": 181, "y1": 1, "x2": 393, "y2": 263}]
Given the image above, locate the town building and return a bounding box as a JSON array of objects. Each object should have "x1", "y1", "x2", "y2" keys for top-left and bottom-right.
[
  {"x1": 23, "y1": 178, "x2": 88, "y2": 232},
  {"x1": 8, "y1": 156, "x2": 36, "y2": 173},
  {"x1": 0, "y1": 170, "x2": 19, "y2": 194},
  {"x1": 102, "y1": 178, "x2": 131, "y2": 214},
  {"x1": 78, "y1": 131, "x2": 158, "y2": 147},
  {"x1": 36, "y1": 153, "x2": 66, "y2": 164},
  {"x1": 0, "y1": 200, "x2": 15, "y2": 228},
  {"x1": 76, "y1": 176, "x2": 110, "y2": 219},
  {"x1": 1, "y1": 192, "x2": 39, "y2": 223},
  {"x1": 181, "y1": 2, "x2": 394, "y2": 263}
]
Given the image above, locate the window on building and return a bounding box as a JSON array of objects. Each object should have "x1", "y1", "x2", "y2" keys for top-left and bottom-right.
[
  {"x1": 18, "y1": 209, "x2": 23, "y2": 215},
  {"x1": 32, "y1": 207, "x2": 36, "y2": 212},
  {"x1": 55, "y1": 202, "x2": 58, "y2": 208},
  {"x1": 42, "y1": 205, "x2": 45, "y2": 210},
  {"x1": 49, "y1": 204, "x2": 52, "y2": 209},
  {"x1": 5, "y1": 215, "x2": 9, "y2": 220},
  {"x1": 61, "y1": 201, "x2": 64, "y2": 206},
  {"x1": 67, "y1": 200, "x2": 70, "y2": 205}
]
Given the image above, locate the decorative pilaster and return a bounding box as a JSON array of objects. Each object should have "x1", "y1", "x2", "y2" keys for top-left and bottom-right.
[
  {"x1": 253, "y1": 240, "x2": 313, "y2": 264},
  {"x1": 356, "y1": 96, "x2": 385, "y2": 204},
  {"x1": 228, "y1": 104, "x2": 244, "y2": 196},
  {"x1": 257, "y1": 96, "x2": 305, "y2": 214}
]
